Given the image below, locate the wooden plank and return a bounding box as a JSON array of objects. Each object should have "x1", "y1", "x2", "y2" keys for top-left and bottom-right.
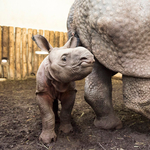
[
  {"x1": 49, "y1": 31, "x2": 55, "y2": 47},
  {"x1": 32, "y1": 29, "x2": 37, "y2": 75},
  {"x1": 54, "y1": 31, "x2": 60, "y2": 47},
  {"x1": 39, "y1": 29, "x2": 43, "y2": 36},
  {"x1": 0, "y1": 26, "x2": 2, "y2": 77},
  {"x1": 64, "y1": 32, "x2": 68, "y2": 44},
  {"x1": 22, "y1": 28, "x2": 27, "y2": 79},
  {"x1": 38, "y1": 30, "x2": 44, "y2": 68},
  {"x1": 15, "y1": 27, "x2": 21, "y2": 79},
  {"x1": 44, "y1": 30, "x2": 50, "y2": 43},
  {"x1": 59, "y1": 32, "x2": 64, "y2": 47},
  {"x1": 2, "y1": 26, "x2": 9, "y2": 78},
  {"x1": 2, "y1": 26, "x2": 9, "y2": 59},
  {"x1": 2, "y1": 64, "x2": 7, "y2": 78},
  {"x1": 9, "y1": 27, "x2": 15, "y2": 80},
  {"x1": 27, "y1": 29, "x2": 32, "y2": 76}
]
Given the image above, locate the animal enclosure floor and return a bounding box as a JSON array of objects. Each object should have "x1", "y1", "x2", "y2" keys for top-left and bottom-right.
[{"x1": 0, "y1": 78, "x2": 150, "y2": 150}]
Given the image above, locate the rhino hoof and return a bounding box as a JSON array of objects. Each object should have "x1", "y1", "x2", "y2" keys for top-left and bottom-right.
[
  {"x1": 59, "y1": 123, "x2": 73, "y2": 133},
  {"x1": 94, "y1": 115, "x2": 123, "y2": 130},
  {"x1": 39, "y1": 130, "x2": 57, "y2": 144}
]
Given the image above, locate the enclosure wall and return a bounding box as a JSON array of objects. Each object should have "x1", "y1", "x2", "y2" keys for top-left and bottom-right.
[{"x1": 0, "y1": 26, "x2": 68, "y2": 80}]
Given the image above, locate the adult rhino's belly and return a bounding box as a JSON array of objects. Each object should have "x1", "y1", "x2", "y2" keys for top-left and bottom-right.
[{"x1": 88, "y1": 0, "x2": 150, "y2": 78}]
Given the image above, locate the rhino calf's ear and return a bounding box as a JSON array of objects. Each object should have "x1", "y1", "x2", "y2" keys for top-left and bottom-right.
[
  {"x1": 63, "y1": 36, "x2": 81, "y2": 48},
  {"x1": 32, "y1": 35, "x2": 53, "y2": 52}
]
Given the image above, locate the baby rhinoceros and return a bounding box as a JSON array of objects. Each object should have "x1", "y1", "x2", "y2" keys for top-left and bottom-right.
[{"x1": 32, "y1": 35, "x2": 94, "y2": 144}]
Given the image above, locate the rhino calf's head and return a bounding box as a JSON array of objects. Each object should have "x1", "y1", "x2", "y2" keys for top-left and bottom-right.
[{"x1": 32, "y1": 35, "x2": 95, "y2": 83}]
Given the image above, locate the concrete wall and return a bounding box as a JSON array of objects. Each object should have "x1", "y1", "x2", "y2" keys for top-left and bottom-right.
[{"x1": 0, "y1": 0, "x2": 74, "y2": 31}]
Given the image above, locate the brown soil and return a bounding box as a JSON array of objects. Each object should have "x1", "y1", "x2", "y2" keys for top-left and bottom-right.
[{"x1": 0, "y1": 78, "x2": 150, "y2": 150}]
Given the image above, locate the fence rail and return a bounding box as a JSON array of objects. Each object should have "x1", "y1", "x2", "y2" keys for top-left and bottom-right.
[{"x1": 0, "y1": 26, "x2": 68, "y2": 80}]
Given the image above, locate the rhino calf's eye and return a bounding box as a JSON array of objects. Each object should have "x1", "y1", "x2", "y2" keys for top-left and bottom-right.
[{"x1": 62, "y1": 56, "x2": 67, "y2": 61}]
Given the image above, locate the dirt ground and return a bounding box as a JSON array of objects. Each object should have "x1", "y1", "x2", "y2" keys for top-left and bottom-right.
[{"x1": 0, "y1": 77, "x2": 150, "y2": 150}]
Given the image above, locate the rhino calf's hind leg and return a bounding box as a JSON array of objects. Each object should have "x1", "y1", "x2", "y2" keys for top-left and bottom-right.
[
  {"x1": 123, "y1": 76, "x2": 150, "y2": 119},
  {"x1": 36, "y1": 93, "x2": 57, "y2": 144},
  {"x1": 84, "y1": 60, "x2": 122, "y2": 130},
  {"x1": 59, "y1": 89, "x2": 76, "y2": 133}
]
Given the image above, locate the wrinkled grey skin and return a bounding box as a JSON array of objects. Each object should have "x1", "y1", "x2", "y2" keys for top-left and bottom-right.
[
  {"x1": 32, "y1": 35, "x2": 94, "y2": 143},
  {"x1": 67, "y1": 0, "x2": 150, "y2": 129}
]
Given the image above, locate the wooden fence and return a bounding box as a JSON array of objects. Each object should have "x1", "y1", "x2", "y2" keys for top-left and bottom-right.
[{"x1": 0, "y1": 26, "x2": 68, "y2": 80}]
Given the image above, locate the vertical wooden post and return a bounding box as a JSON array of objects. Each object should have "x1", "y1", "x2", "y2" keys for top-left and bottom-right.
[
  {"x1": 32, "y1": 29, "x2": 37, "y2": 75},
  {"x1": 2, "y1": 26, "x2": 9, "y2": 59},
  {"x1": 44, "y1": 30, "x2": 50, "y2": 43},
  {"x1": 54, "y1": 31, "x2": 60, "y2": 47},
  {"x1": 38, "y1": 30, "x2": 44, "y2": 68},
  {"x1": 39, "y1": 30, "x2": 43, "y2": 36},
  {"x1": 15, "y1": 27, "x2": 21, "y2": 80},
  {"x1": 2, "y1": 26, "x2": 9, "y2": 78},
  {"x1": 27, "y1": 29, "x2": 32, "y2": 76},
  {"x1": 0, "y1": 26, "x2": 2, "y2": 77},
  {"x1": 9, "y1": 27, "x2": 15, "y2": 80},
  {"x1": 22, "y1": 28, "x2": 27, "y2": 79},
  {"x1": 64, "y1": 32, "x2": 68, "y2": 44},
  {"x1": 59, "y1": 32, "x2": 64, "y2": 47},
  {"x1": 49, "y1": 31, "x2": 55, "y2": 47}
]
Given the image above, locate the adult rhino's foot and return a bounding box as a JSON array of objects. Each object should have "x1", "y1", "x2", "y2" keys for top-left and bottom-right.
[
  {"x1": 59, "y1": 123, "x2": 73, "y2": 133},
  {"x1": 94, "y1": 114, "x2": 122, "y2": 130},
  {"x1": 39, "y1": 130, "x2": 57, "y2": 144},
  {"x1": 123, "y1": 76, "x2": 150, "y2": 119}
]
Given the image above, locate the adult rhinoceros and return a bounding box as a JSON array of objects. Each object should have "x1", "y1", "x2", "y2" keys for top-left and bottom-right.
[{"x1": 67, "y1": 0, "x2": 150, "y2": 129}]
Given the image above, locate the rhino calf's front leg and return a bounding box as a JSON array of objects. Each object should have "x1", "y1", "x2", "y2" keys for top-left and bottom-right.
[
  {"x1": 36, "y1": 93, "x2": 57, "y2": 144},
  {"x1": 59, "y1": 89, "x2": 76, "y2": 133}
]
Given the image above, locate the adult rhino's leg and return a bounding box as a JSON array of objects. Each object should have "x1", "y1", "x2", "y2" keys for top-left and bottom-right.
[
  {"x1": 36, "y1": 93, "x2": 57, "y2": 144},
  {"x1": 123, "y1": 75, "x2": 150, "y2": 119},
  {"x1": 84, "y1": 60, "x2": 122, "y2": 129},
  {"x1": 59, "y1": 88, "x2": 76, "y2": 133}
]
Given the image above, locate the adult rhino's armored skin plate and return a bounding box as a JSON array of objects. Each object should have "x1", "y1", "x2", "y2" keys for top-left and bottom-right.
[
  {"x1": 32, "y1": 35, "x2": 94, "y2": 144},
  {"x1": 67, "y1": 0, "x2": 150, "y2": 129}
]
